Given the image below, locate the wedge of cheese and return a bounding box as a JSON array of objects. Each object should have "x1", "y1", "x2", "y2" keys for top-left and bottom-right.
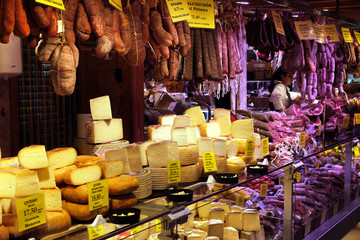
[
  {"x1": 98, "y1": 160, "x2": 124, "y2": 179},
  {"x1": 54, "y1": 165, "x2": 76, "y2": 185},
  {"x1": 90, "y1": 95, "x2": 112, "y2": 120},
  {"x1": 158, "y1": 114, "x2": 176, "y2": 126},
  {"x1": 148, "y1": 125, "x2": 172, "y2": 141},
  {"x1": 126, "y1": 144, "x2": 143, "y2": 172},
  {"x1": 226, "y1": 140, "x2": 238, "y2": 157},
  {"x1": 231, "y1": 119, "x2": 254, "y2": 139},
  {"x1": 242, "y1": 210, "x2": 261, "y2": 231},
  {"x1": 224, "y1": 227, "x2": 239, "y2": 240},
  {"x1": 171, "y1": 127, "x2": 189, "y2": 147},
  {"x1": 47, "y1": 147, "x2": 77, "y2": 168},
  {"x1": 197, "y1": 201, "x2": 213, "y2": 218},
  {"x1": 185, "y1": 106, "x2": 206, "y2": 126},
  {"x1": 105, "y1": 147, "x2": 131, "y2": 173},
  {"x1": 36, "y1": 167, "x2": 56, "y2": 188},
  {"x1": 227, "y1": 211, "x2": 242, "y2": 230},
  {"x1": 215, "y1": 116, "x2": 232, "y2": 136},
  {"x1": 86, "y1": 119, "x2": 123, "y2": 144},
  {"x1": 42, "y1": 187, "x2": 62, "y2": 211},
  {"x1": 137, "y1": 141, "x2": 155, "y2": 166},
  {"x1": 209, "y1": 207, "x2": 225, "y2": 221},
  {"x1": 198, "y1": 138, "x2": 213, "y2": 157},
  {"x1": 173, "y1": 115, "x2": 191, "y2": 128},
  {"x1": 207, "y1": 219, "x2": 224, "y2": 239},
  {"x1": 200, "y1": 122, "x2": 221, "y2": 138},
  {"x1": 212, "y1": 138, "x2": 227, "y2": 157},
  {"x1": 63, "y1": 165, "x2": 102, "y2": 185},
  {"x1": 18, "y1": 145, "x2": 48, "y2": 169},
  {"x1": 146, "y1": 141, "x2": 179, "y2": 167},
  {"x1": 213, "y1": 108, "x2": 231, "y2": 120},
  {"x1": 0, "y1": 157, "x2": 19, "y2": 167},
  {"x1": 186, "y1": 126, "x2": 199, "y2": 145}
]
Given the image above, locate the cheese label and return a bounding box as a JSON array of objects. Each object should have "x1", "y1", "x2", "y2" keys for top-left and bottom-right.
[
  {"x1": 333, "y1": 202, "x2": 339, "y2": 215},
  {"x1": 245, "y1": 139, "x2": 255, "y2": 157},
  {"x1": 354, "y1": 31, "x2": 360, "y2": 44},
  {"x1": 261, "y1": 138, "x2": 269, "y2": 156},
  {"x1": 109, "y1": 0, "x2": 123, "y2": 11},
  {"x1": 132, "y1": 226, "x2": 141, "y2": 235},
  {"x1": 187, "y1": 0, "x2": 215, "y2": 29},
  {"x1": 88, "y1": 180, "x2": 109, "y2": 211},
  {"x1": 35, "y1": 0, "x2": 65, "y2": 10},
  {"x1": 16, "y1": 193, "x2": 46, "y2": 232},
  {"x1": 341, "y1": 27, "x2": 353, "y2": 43},
  {"x1": 272, "y1": 11, "x2": 285, "y2": 35},
  {"x1": 318, "y1": 122, "x2": 322, "y2": 135},
  {"x1": 293, "y1": 172, "x2": 301, "y2": 183},
  {"x1": 335, "y1": 146, "x2": 339, "y2": 152},
  {"x1": 294, "y1": 20, "x2": 316, "y2": 40},
  {"x1": 156, "y1": 219, "x2": 162, "y2": 232},
  {"x1": 354, "y1": 147, "x2": 360, "y2": 156},
  {"x1": 88, "y1": 225, "x2": 104, "y2": 240},
  {"x1": 167, "y1": 160, "x2": 181, "y2": 183},
  {"x1": 260, "y1": 184, "x2": 268, "y2": 197},
  {"x1": 324, "y1": 24, "x2": 340, "y2": 42},
  {"x1": 165, "y1": 0, "x2": 192, "y2": 22},
  {"x1": 313, "y1": 24, "x2": 325, "y2": 43},
  {"x1": 315, "y1": 160, "x2": 319, "y2": 169},
  {"x1": 300, "y1": 132, "x2": 306, "y2": 147},
  {"x1": 304, "y1": 219, "x2": 311, "y2": 236},
  {"x1": 320, "y1": 210, "x2": 327, "y2": 224},
  {"x1": 342, "y1": 116, "x2": 350, "y2": 128},
  {"x1": 236, "y1": 195, "x2": 245, "y2": 207},
  {"x1": 355, "y1": 114, "x2": 360, "y2": 125},
  {"x1": 202, "y1": 151, "x2": 217, "y2": 172}
]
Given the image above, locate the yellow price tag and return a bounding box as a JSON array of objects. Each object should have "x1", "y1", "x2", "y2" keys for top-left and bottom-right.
[
  {"x1": 355, "y1": 114, "x2": 360, "y2": 125},
  {"x1": 236, "y1": 195, "x2": 245, "y2": 207},
  {"x1": 165, "y1": 0, "x2": 192, "y2": 22},
  {"x1": 354, "y1": 147, "x2": 360, "y2": 156},
  {"x1": 167, "y1": 160, "x2": 181, "y2": 183},
  {"x1": 35, "y1": 0, "x2": 65, "y2": 10},
  {"x1": 318, "y1": 122, "x2": 322, "y2": 135},
  {"x1": 324, "y1": 24, "x2": 340, "y2": 42},
  {"x1": 342, "y1": 27, "x2": 353, "y2": 43},
  {"x1": 16, "y1": 193, "x2": 47, "y2": 232},
  {"x1": 88, "y1": 180, "x2": 109, "y2": 211},
  {"x1": 261, "y1": 138, "x2": 269, "y2": 156},
  {"x1": 293, "y1": 172, "x2": 301, "y2": 183},
  {"x1": 354, "y1": 31, "x2": 360, "y2": 44},
  {"x1": 272, "y1": 11, "x2": 285, "y2": 35},
  {"x1": 132, "y1": 226, "x2": 141, "y2": 235},
  {"x1": 294, "y1": 20, "x2": 316, "y2": 40},
  {"x1": 88, "y1": 225, "x2": 104, "y2": 240},
  {"x1": 202, "y1": 152, "x2": 217, "y2": 173},
  {"x1": 342, "y1": 116, "x2": 350, "y2": 128},
  {"x1": 109, "y1": 0, "x2": 123, "y2": 12},
  {"x1": 155, "y1": 219, "x2": 162, "y2": 232},
  {"x1": 187, "y1": 0, "x2": 215, "y2": 29},
  {"x1": 245, "y1": 139, "x2": 255, "y2": 157},
  {"x1": 316, "y1": 160, "x2": 319, "y2": 169},
  {"x1": 334, "y1": 146, "x2": 339, "y2": 152},
  {"x1": 313, "y1": 24, "x2": 325, "y2": 43},
  {"x1": 300, "y1": 132, "x2": 306, "y2": 147},
  {"x1": 260, "y1": 184, "x2": 268, "y2": 197}
]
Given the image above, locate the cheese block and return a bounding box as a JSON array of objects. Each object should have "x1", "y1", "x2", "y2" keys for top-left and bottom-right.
[
  {"x1": 90, "y1": 95, "x2": 112, "y2": 120},
  {"x1": 98, "y1": 159, "x2": 124, "y2": 179},
  {"x1": 187, "y1": 233, "x2": 202, "y2": 240},
  {"x1": 186, "y1": 126, "x2": 199, "y2": 145},
  {"x1": 208, "y1": 207, "x2": 225, "y2": 221},
  {"x1": 211, "y1": 202, "x2": 230, "y2": 214},
  {"x1": 45, "y1": 210, "x2": 72, "y2": 235},
  {"x1": 239, "y1": 155, "x2": 257, "y2": 165},
  {"x1": 147, "y1": 141, "x2": 179, "y2": 167},
  {"x1": 207, "y1": 219, "x2": 224, "y2": 239},
  {"x1": 213, "y1": 138, "x2": 227, "y2": 157},
  {"x1": 191, "y1": 229, "x2": 207, "y2": 240},
  {"x1": 242, "y1": 210, "x2": 261, "y2": 231},
  {"x1": 240, "y1": 231, "x2": 255, "y2": 240},
  {"x1": 231, "y1": 119, "x2": 254, "y2": 139},
  {"x1": 173, "y1": 115, "x2": 191, "y2": 128},
  {"x1": 197, "y1": 201, "x2": 213, "y2": 218},
  {"x1": 2, "y1": 199, "x2": 12, "y2": 213},
  {"x1": 227, "y1": 211, "x2": 242, "y2": 230},
  {"x1": 213, "y1": 108, "x2": 230, "y2": 120},
  {"x1": 185, "y1": 106, "x2": 206, "y2": 126},
  {"x1": 198, "y1": 138, "x2": 213, "y2": 157},
  {"x1": 63, "y1": 165, "x2": 102, "y2": 185},
  {"x1": 109, "y1": 193, "x2": 137, "y2": 209},
  {"x1": 226, "y1": 140, "x2": 238, "y2": 157},
  {"x1": 108, "y1": 175, "x2": 139, "y2": 195},
  {"x1": 158, "y1": 114, "x2": 176, "y2": 126},
  {"x1": 75, "y1": 155, "x2": 102, "y2": 167},
  {"x1": 223, "y1": 227, "x2": 239, "y2": 240},
  {"x1": 54, "y1": 165, "x2": 76, "y2": 185},
  {"x1": 126, "y1": 144, "x2": 143, "y2": 172},
  {"x1": 216, "y1": 116, "x2": 232, "y2": 136},
  {"x1": 42, "y1": 187, "x2": 62, "y2": 211},
  {"x1": 200, "y1": 122, "x2": 221, "y2": 138},
  {"x1": 18, "y1": 145, "x2": 48, "y2": 169},
  {"x1": 0, "y1": 157, "x2": 19, "y2": 167},
  {"x1": 148, "y1": 125, "x2": 172, "y2": 141},
  {"x1": 86, "y1": 119, "x2": 123, "y2": 144},
  {"x1": 46, "y1": 147, "x2": 77, "y2": 168},
  {"x1": 105, "y1": 147, "x2": 131, "y2": 173},
  {"x1": 62, "y1": 200, "x2": 109, "y2": 221},
  {"x1": 179, "y1": 145, "x2": 198, "y2": 166},
  {"x1": 181, "y1": 163, "x2": 200, "y2": 183},
  {"x1": 36, "y1": 167, "x2": 56, "y2": 188},
  {"x1": 137, "y1": 141, "x2": 155, "y2": 166},
  {"x1": 233, "y1": 139, "x2": 246, "y2": 153},
  {"x1": 227, "y1": 156, "x2": 246, "y2": 167},
  {"x1": 61, "y1": 184, "x2": 89, "y2": 203},
  {"x1": 171, "y1": 127, "x2": 189, "y2": 147}
]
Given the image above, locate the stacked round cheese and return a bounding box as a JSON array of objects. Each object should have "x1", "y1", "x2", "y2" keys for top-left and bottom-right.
[
  {"x1": 129, "y1": 169, "x2": 152, "y2": 199},
  {"x1": 147, "y1": 167, "x2": 178, "y2": 190},
  {"x1": 181, "y1": 163, "x2": 201, "y2": 183}
]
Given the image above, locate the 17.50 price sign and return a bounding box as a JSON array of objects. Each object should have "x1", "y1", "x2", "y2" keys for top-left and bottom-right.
[{"x1": 16, "y1": 193, "x2": 46, "y2": 232}]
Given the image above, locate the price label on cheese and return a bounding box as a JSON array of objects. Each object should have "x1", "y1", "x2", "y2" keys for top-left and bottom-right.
[
  {"x1": 165, "y1": 0, "x2": 192, "y2": 22},
  {"x1": 305, "y1": 219, "x2": 312, "y2": 236},
  {"x1": 16, "y1": 193, "x2": 46, "y2": 232},
  {"x1": 354, "y1": 147, "x2": 360, "y2": 156},
  {"x1": 313, "y1": 24, "x2": 325, "y2": 43},
  {"x1": 260, "y1": 184, "x2": 268, "y2": 197},
  {"x1": 272, "y1": 11, "x2": 285, "y2": 35},
  {"x1": 202, "y1": 152, "x2": 217, "y2": 172},
  {"x1": 355, "y1": 114, "x2": 360, "y2": 125},
  {"x1": 342, "y1": 116, "x2": 350, "y2": 128},
  {"x1": 236, "y1": 195, "x2": 245, "y2": 207},
  {"x1": 245, "y1": 139, "x2": 255, "y2": 157},
  {"x1": 333, "y1": 202, "x2": 339, "y2": 215},
  {"x1": 155, "y1": 219, "x2": 162, "y2": 232},
  {"x1": 335, "y1": 146, "x2": 339, "y2": 152},
  {"x1": 342, "y1": 27, "x2": 353, "y2": 43},
  {"x1": 318, "y1": 122, "x2": 322, "y2": 135},
  {"x1": 187, "y1": 0, "x2": 215, "y2": 29},
  {"x1": 35, "y1": 0, "x2": 65, "y2": 10},
  {"x1": 88, "y1": 180, "x2": 109, "y2": 211},
  {"x1": 293, "y1": 172, "x2": 301, "y2": 183},
  {"x1": 300, "y1": 132, "x2": 306, "y2": 147},
  {"x1": 354, "y1": 31, "x2": 360, "y2": 44},
  {"x1": 294, "y1": 21, "x2": 316, "y2": 40},
  {"x1": 88, "y1": 225, "x2": 104, "y2": 240},
  {"x1": 316, "y1": 160, "x2": 319, "y2": 169},
  {"x1": 109, "y1": 0, "x2": 123, "y2": 12},
  {"x1": 167, "y1": 160, "x2": 181, "y2": 183},
  {"x1": 261, "y1": 138, "x2": 269, "y2": 156},
  {"x1": 132, "y1": 226, "x2": 141, "y2": 235},
  {"x1": 320, "y1": 210, "x2": 327, "y2": 224},
  {"x1": 324, "y1": 24, "x2": 340, "y2": 42}
]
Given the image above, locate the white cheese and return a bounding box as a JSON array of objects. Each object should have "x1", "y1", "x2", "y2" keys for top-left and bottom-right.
[
  {"x1": 197, "y1": 138, "x2": 213, "y2": 157},
  {"x1": 231, "y1": 119, "x2": 254, "y2": 139},
  {"x1": 137, "y1": 141, "x2": 155, "y2": 166},
  {"x1": 146, "y1": 141, "x2": 179, "y2": 167},
  {"x1": 147, "y1": 125, "x2": 172, "y2": 141},
  {"x1": 98, "y1": 159, "x2": 124, "y2": 179},
  {"x1": 171, "y1": 127, "x2": 189, "y2": 146},
  {"x1": 46, "y1": 147, "x2": 77, "y2": 168},
  {"x1": 200, "y1": 122, "x2": 221, "y2": 138},
  {"x1": 36, "y1": 167, "x2": 56, "y2": 188},
  {"x1": 42, "y1": 187, "x2": 62, "y2": 211},
  {"x1": 158, "y1": 114, "x2": 176, "y2": 126},
  {"x1": 226, "y1": 140, "x2": 238, "y2": 157},
  {"x1": 186, "y1": 126, "x2": 199, "y2": 145},
  {"x1": 185, "y1": 106, "x2": 206, "y2": 126},
  {"x1": 173, "y1": 115, "x2": 192, "y2": 128},
  {"x1": 105, "y1": 147, "x2": 131, "y2": 173},
  {"x1": 18, "y1": 145, "x2": 49, "y2": 169},
  {"x1": 86, "y1": 119, "x2": 123, "y2": 144},
  {"x1": 126, "y1": 144, "x2": 143, "y2": 172},
  {"x1": 215, "y1": 116, "x2": 232, "y2": 136},
  {"x1": 212, "y1": 138, "x2": 227, "y2": 158},
  {"x1": 90, "y1": 95, "x2": 112, "y2": 120}
]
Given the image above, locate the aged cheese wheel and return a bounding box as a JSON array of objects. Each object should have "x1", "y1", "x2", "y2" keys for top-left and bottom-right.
[
  {"x1": 45, "y1": 210, "x2": 72, "y2": 234},
  {"x1": 109, "y1": 193, "x2": 137, "y2": 209},
  {"x1": 62, "y1": 200, "x2": 109, "y2": 221},
  {"x1": 61, "y1": 184, "x2": 89, "y2": 204},
  {"x1": 54, "y1": 165, "x2": 76, "y2": 185},
  {"x1": 108, "y1": 175, "x2": 139, "y2": 195},
  {"x1": 63, "y1": 165, "x2": 102, "y2": 185}
]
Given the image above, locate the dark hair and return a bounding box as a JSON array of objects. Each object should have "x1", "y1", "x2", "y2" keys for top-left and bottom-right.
[{"x1": 269, "y1": 67, "x2": 288, "y2": 93}]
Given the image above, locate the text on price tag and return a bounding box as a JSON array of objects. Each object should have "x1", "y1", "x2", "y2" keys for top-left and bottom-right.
[
  {"x1": 355, "y1": 114, "x2": 360, "y2": 125},
  {"x1": 167, "y1": 160, "x2": 181, "y2": 183},
  {"x1": 155, "y1": 219, "x2": 162, "y2": 232},
  {"x1": 272, "y1": 11, "x2": 285, "y2": 35},
  {"x1": 88, "y1": 225, "x2": 104, "y2": 240},
  {"x1": 165, "y1": 0, "x2": 192, "y2": 22},
  {"x1": 245, "y1": 139, "x2": 255, "y2": 157},
  {"x1": 342, "y1": 27, "x2": 353, "y2": 43},
  {"x1": 342, "y1": 116, "x2": 350, "y2": 128},
  {"x1": 354, "y1": 147, "x2": 360, "y2": 156},
  {"x1": 313, "y1": 24, "x2": 325, "y2": 43},
  {"x1": 294, "y1": 20, "x2": 316, "y2": 40},
  {"x1": 324, "y1": 24, "x2": 340, "y2": 42},
  {"x1": 88, "y1": 180, "x2": 109, "y2": 211},
  {"x1": 187, "y1": 0, "x2": 215, "y2": 29},
  {"x1": 260, "y1": 184, "x2": 268, "y2": 197},
  {"x1": 109, "y1": 0, "x2": 122, "y2": 11},
  {"x1": 236, "y1": 195, "x2": 245, "y2": 207},
  {"x1": 36, "y1": 0, "x2": 65, "y2": 10},
  {"x1": 261, "y1": 138, "x2": 269, "y2": 156},
  {"x1": 293, "y1": 172, "x2": 301, "y2": 183},
  {"x1": 16, "y1": 193, "x2": 47, "y2": 232},
  {"x1": 354, "y1": 31, "x2": 360, "y2": 44},
  {"x1": 202, "y1": 152, "x2": 217, "y2": 172},
  {"x1": 300, "y1": 132, "x2": 306, "y2": 147}
]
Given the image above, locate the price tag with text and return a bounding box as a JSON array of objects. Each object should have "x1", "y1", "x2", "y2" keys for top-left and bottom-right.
[
  {"x1": 313, "y1": 24, "x2": 325, "y2": 43},
  {"x1": 245, "y1": 139, "x2": 255, "y2": 157},
  {"x1": 342, "y1": 27, "x2": 353, "y2": 43},
  {"x1": 300, "y1": 132, "x2": 306, "y2": 147},
  {"x1": 333, "y1": 202, "x2": 339, "y2": 215},
  {"x1": 165, "y1": 0, "x2": 192, "y2": 22},
  {"x1": 320, "y1": 210, "x2": 327, "y2": 224},
  {"x1": 261, "y1": 138, "x2": 269, "y2": 156},
  {"x1": 316, "y1": 160, "x2": 319, "y2": 169},
  {"x1": 132, "y1": 226, "x2": 141, "y2": 235},
  {"x1": 260, "y1": 184, "x2": 268, "y2": 197},
  {"x1": 354, "y1": 31, "x2": 360, "y2": 44},
  {"x1": 16, "y1": 193, "x2": 46, "y2": 232},
  {"x1": 342, "y1": 116, "x2": 350, "y2": 128},
  {"x1": 294, "y1": 20, "x2": 316, "y2": 40},
  {"x1": 88, "y1": 225, "x2": 104, "y2": 240},
  {"x1": 354, "y1": 147, "x2": 360, "y2": 156},
  {"x1": 202, "y1": 152, "x2": 217, "y2": 172},
  {"x1": 324, "y1": 24, "x2": 340, "y2": 42},
  {"x1": 187, "y1": 0, "x2": 215, "y2": 29},
  {"x1": 236, "y1": 195, "x2": 245, "y2": 207},
  {"x1": 355, "y1": 114, "x2": 360, "y2": 125},
  {"x1": 305, "y1": 219, "x2": 312, "y2": 236},
  {"x1": 167, "y1": 160, "x2": 181, "y2": 183},
  {"x1": 88, "y1": 180, "x2": 109, "y2": 211},
  {"x1": 293, "y1": 172, "x2": 301, "y2": 183},
  {"x1": 109, "y1": 0, "x2": 123, "y2": 12},
  {"x1": 272, "y1": 11, "x2": 285, "y2": 35},
  {"x1": 155, "y1": 219, "x2": 162, "y2": 232},
  {"x1": 318, "y1": 122, "x2": 322, "y2": 135},
  {"x1": 36, "y1": 0, "x2": 65, "y2": 10}
]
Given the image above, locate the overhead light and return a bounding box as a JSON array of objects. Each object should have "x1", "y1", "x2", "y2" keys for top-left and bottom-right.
[
  {"x1": 236, "y1": 1, "x2": 250, "y2": 4},
  {"x1": 292, "y1": 14, "x2": 299, "y2": 17},
  {"x1": 323, "y1": 9, "x2": 329, "y2": 11}
]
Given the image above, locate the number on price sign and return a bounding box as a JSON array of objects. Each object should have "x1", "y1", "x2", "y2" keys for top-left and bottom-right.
[
  {"x1": 355, "y1": 114, "x2": 360, "y2": 125},
  {"x1": 300, "y1": 132, "x2": 306, "y2": 147},
  {"x1": 165, "y1": 0, "x2": 192, "y2": 22},
  {"x1": 260, "y1": 184, "x2": 268, "y2": 197},
  {"x1": 342, "y1": 116, "x2": 350, "y2": 128},
  {"x1": 155, "y1": 219, "x2": 162, "y2": 232},
  {"x1": 202, "y1": 152, "x2": 217, "y2": 172},
  {"x1": 16, "y1": 193, "x2": 47, "y2": 232},
  {"x1": 354, "y1": 147, "x2": 360, "y2": 156},
  {"x1": 88, "y1": 180, "x2": 109, "y2": 211},
  {"x1": 36, "y1": 0, "x2": 65, "y2": 10},
  {"x1": 88, "y1": 225, "x2": 104, "y2": 240},
  {"x1": 293, "y1": 172, "x2": 301, "y2": 183},
  {"x1": 261, "y1": 138, "x2": 269, "y2": 156},
  {"x1": 341, "y1": 27, "x2": 353, "y2": 43},
  {"x1": 245, "y1": 139, "x2": 255, "y2": 157},
  {"x1": 236, "y1": 195, "x2": 245, "y2": 207},
  {"x1": 167, "y1": 160, "x2": 181, "y2": 183}
]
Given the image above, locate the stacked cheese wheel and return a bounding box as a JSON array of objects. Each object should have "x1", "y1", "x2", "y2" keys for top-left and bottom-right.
[{"x1": 129, "y1": 169, "x2": 152, "y2": 199}]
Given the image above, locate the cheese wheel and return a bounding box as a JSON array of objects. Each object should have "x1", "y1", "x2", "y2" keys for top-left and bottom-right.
[
  {"x1": 98, "y1": 160, "x2": 124, "y2": 179},
  {"x1": 62, "y1": 200, "x2": 109, "y2": 221},
  {"x1": 74, "y1": 155, "x2": 102, "y2": 167},
  {"x1": 109, "y1": 193, "x2": 137, "y2": 209},
  {"x1": 108, "y1": 175, "x2": 139, "y2": 195},
  {"x1": 18, "y1": 145, "x2": 48, "y2": 169},
  {"x1": 46, "y1": 147, "x2": 77, "y2": 168},
  {"x1": 181, "y1": 164, "x2": 200, "y2": 183},
  {"x1": 54, "y1": 165, "x2": 76, "y2": 185},
  {"x1": 63, "y1": 165, "x2": 102, "y2": 186},
  {"x1": 179, "y1": 145, "x2": 198, "y2": 166},
  {"x1": 61, "y1": 184, "x2": 89, "y2": 204},
  {"x1": 45, "y1": 210, "x2": 72, "y2": 234}
]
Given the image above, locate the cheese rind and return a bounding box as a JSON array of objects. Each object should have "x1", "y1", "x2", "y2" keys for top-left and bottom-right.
[
  {"x1": 47, "y1": 147, "x2": 77, "y2": 168},
  {"x1": 63, "y1": 165, "x2": 102, "y2": 185},
  {"x1": 90, "y1": 95, "x2": 112, "y2": 120},
  {"x1": 185, "y1": 106, "x2": 206, "y2": 126},
  {"x1": 98, "y1": 160, "x2": 124, "y2": 179},
  {"x1": 36, "y1": 167, "x2": 56, "y2": 188},
  {"x1": 18, "y1": 145, "x2": 49, "y2": 169},
  {"x1": 158, "y1": 114, "x2": 176, "y2": 126},
  {"x1": 86, "y1": 119, "x2": 123, "y2": 144},
  {"x1": 148, "y1": 125, "x2": 172, "y2": 141},
  {"x1": 105, "y1": 147, "x2": 131, "y2": 173},
  {"x1": 146, "y1": 141, "x2": 179, "y2": 167},
  {"x1": 42, "y1": 187, "x2": 62, "y2": 211},
  {"x1": 173, "y1": 115, "x2": 192, "y2": 128},
  {"x1": 231, "y1": 119, "x2": 254, "y2": 139},
  {"x1": 200, "y1": 122, "x2": 221, "y2": 138},
  {"x1": 207, "y1": 219, "x2": 224, "y2": 239},
  {"x1": 215, "y1": 116, "x2": 232, "y2": 136}
]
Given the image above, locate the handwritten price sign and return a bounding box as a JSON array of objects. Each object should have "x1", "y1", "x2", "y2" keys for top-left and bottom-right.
[
  {"x1": 88, "y1": 180, "x2": 109, "y2": 211},
  {"x1": 16, "y1": 193, "x2": 46, "y2": 232}
]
